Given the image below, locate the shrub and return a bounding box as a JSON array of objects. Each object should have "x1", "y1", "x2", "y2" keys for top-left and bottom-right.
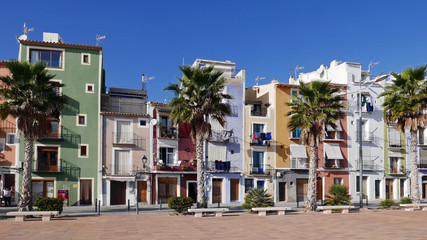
[
  {"x1": 324, "y1": 185, "x2": 352, "y2": 206},
  {"x1": 400, "y1": 197, "x2": 412, "y2": 204},
  {"x1": 242, "y1": 187, "x2": 274, "y2": 209},
  {"x1": 168, "y1": 196, "x2": 193, "y2": 213},
  {"x1": 381, "y1": 199, "x2": 395, "y2": 209},
  {"x1": 33, "y1": 197, "x2": 64, "y2": 214}
]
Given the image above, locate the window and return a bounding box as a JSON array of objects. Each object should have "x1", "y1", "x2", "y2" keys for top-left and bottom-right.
[
  {"x1": 244, "y1": 179, "x2": 254, "y2": 193},
  {"x1": 32, "y1": 180, "x2": 54, "y2": 198},
  {"x1": 6, "y1": 133, "x2": 16, "y2": 144},
  {"x1": 45, "y1": 119, "x2": 59, "y2": 138},
  {"x1": 0, "y1": 138, "x2": 5, "y2": 153},
  {"x1": 37, "y1": 147, "x2": 58, "y2": 172},
  {"x1": 77, "y1": 114, "x2": 87, "y2": 126},
  {"x1": 356, "y1": 119, "x2": 370, "y2": 141},
  {"x1": 290, "y1": 89, "x2": 301, "y2": 102},
  {"x1": 50, "y1": 80, "x2": 62, "y2": 96},
  {"x1": 291, "y1": 128, "x2": 302, "y2": 139},
  {"x1": 115, "y1": 120, "x2": 132, "y2": 144},
  {"x1": 81, "y1": 53, "x2": 91, "y2": 65},
  {"x1": 357, "y1": 94, "x2": 374, "y2": 112},
  {"x1": 85, "y1": 84, "x2": 94, "y2": 93},
  {"x1": 333, "y1": 178, "x2": 344, "y2": 185},
  {"x1": 390, "y1": 157, "x2": 399, "y2": 174},
  {"x1": 114, "y1": 150, "x2": 131, "y2": 175},
  {"x1": 388, "y1": 127, "x2": 401, "y2": 147},
  {"x1": 257, "y1": 180, "x2": 265, "y2": 189},
  {"x1": 138, "y1": 118, "x2": 148, "y2": 128},
  {"x1": 160, "y1": 116, "x2": 176, "y2": 138},
  {"x1": 420, "y1": 148, "x2": 427, "y2": 168},
  {"x1": 30, "y1": 49, "x2": 63, "y2": 68},
  {"x1": 79, "y1": 144, "x2": 88, "y2": 158},
  {"x1": 160, "y1": 147, "x2": 175, "y2": 165}
]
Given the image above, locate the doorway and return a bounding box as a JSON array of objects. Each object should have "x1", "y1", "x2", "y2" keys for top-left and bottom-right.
[
  {"x1": 386, "y1": 179, "x2": 393, "y2": 199},
  {"x1": 230, "y1": 179, "x2": 239, "y2": 202},
  {"x1": 158, "y1": 177, "x2": 177, "y2": 204},
  {"x1": 110, "y1": 181, "x2": 126, "y2": 205},
  {"x1": 296, "y1": 179, "x2": 308, "y2": 201},
  {"x1": 316, "y1": 177, "x2": 323, "y2": 201},
  {"x1": 212, "y1": 178, "x2": 222, "y2": 203},
  {"x1": 80, "y1": 179, "x2": 92, "y2": 205},
  {"x1": 279, "y1": 182, "x2": 286, "y2": 202},
  {"x1": 188, "y1": 182, "x2": 197, "y2": 203},
  {"x1": 137, "y1": 181, "x2": 147, "y2": 202}
]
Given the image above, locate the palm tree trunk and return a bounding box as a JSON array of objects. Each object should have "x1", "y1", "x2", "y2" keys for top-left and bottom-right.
[
  {"x1": 305, "y1": 142, "x2": 318, "y2": 212},
  {"x1": 410, "y1": 129, "x2": 421, "y2": 203},
  {"x1": 18, "y1": 135, "x2": 34, "y2": 211},
  {"x1": 196, "y1": 133, "x2": 207, "y2": 208}
]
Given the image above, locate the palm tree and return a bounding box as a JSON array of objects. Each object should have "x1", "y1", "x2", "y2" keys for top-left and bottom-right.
[
  {"x1": 0, "y1": 61, "x2": 66, "y2": 211},
  {"x1": 381, "y1": 66, "x2": 427, "y2": 203},
  {"x1": 287, "y1": 80, "x2": 345, "y2": 211},
  {"x1": 164, "y1": 65, "x2": 232, "y2": 208}
]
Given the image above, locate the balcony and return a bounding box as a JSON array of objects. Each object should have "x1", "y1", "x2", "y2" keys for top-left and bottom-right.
[
  {"x1": 419, "y1": 162, "x2": 427, "y2": 169},
  {"x1": 250, "y1": 164, "x2": 272, "y2": 175},
  {"x1": 356, "y1": 131, "x2": 373, "y2": 142},
  {"x1": 291, "y1": 158, "x2": 309, "y2": 169},
  {"x1": 159, "y1": 126, "x2": 178, "y2": 139},
  {"x1": 250, "y1": 132, "x2": 272, "y2": 146},
  {"x1": 33, "y1": 158, "x2": 63, "y2": 173},
  {"x1": 250, "y1": 107, "x2": 268, "y2": 117},
  {"x1": 324, "y1": 131, "x2": 344, "y2": 141},
  {"x1": 207, "y1": 161, "x2": 238, "y2": 172},
  {"x1": 355, "y1": 160, "x2": 380, "y2": 171},
  {"x1": 388, "y1": 139, "x2": 402, "y2": 148},
  {"x1": 104, "y1": 163, "x2": 148, "y2": 176},
  {"x1": 324, "y1": 159, "x2": 344, "y2": 169},
  {"x1": 209, "y1": 130, "x2": 235, "y2": 143},
  {"x1": 113, "y1": 132, "x2": 135, "y2": 145}
]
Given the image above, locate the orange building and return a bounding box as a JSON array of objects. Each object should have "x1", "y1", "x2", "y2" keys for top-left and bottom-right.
[{"x1": 0, "y1": 62, "x2": 18, "y2": 204}]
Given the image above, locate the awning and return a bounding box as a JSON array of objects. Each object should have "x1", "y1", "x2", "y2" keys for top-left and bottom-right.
[
  {"x1": 290, "y1": 144, "x2": 307, "y2": 159},
  {"x1": 388, "y1": 151, "x2": 403, "y2": 158},
  {"x1": 324, "y1": 143, "x2": 344, "y2": 159},
  {"x1": 326, "y1": 120, "x2": 343, "y2": 131}
]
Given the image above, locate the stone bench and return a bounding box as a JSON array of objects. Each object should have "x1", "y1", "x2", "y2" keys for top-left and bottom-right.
[
  {"x1": 252, "y1": 207, "x2": 292, "y2": 216},
  {"x1": 317, "y1": 206, "x2": 355, "y2": 214},
  {"x1": 187, "y1": 208, "x2": 229, "y2": 217},
  {"x1": 6, "y1": 211, "x2": 59, "y2": 222},
  {"x1": 400, "y1": 203, "x2": 427, "y2": 211}
]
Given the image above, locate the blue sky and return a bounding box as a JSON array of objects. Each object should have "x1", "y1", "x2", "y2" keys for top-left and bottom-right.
[{"x1": 1, "y1": 1, "x2": 426, "y2": 102}]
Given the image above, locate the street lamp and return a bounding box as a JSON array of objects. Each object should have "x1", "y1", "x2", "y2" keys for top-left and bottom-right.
[
  {"x1": 142, "y1": 155, "x2": 148, "y2": 169},
  {"x1": 357, "y1": 74, "x2": 388, "y2": 208}
]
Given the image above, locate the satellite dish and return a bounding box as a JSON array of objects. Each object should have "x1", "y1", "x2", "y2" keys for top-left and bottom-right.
[
  {"x1": 150, "y1": 119, "x2": 158, "y2": 125},
  {"x1": 18, "y1": 35, "x2": 27, "y2": 41}
]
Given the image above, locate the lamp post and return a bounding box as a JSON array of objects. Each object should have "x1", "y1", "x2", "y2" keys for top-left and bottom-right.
[
  {"x1": 357, "y1": 74, "x2": 388, "y2": 208},
  {"x1": 142, "y1": 155, "x2": 148, "y2": 169}
]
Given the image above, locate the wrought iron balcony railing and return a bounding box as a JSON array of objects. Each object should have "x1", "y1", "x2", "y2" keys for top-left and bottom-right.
[{"x1": 250, "y1": 164, "x2": 272, "y2": 175}]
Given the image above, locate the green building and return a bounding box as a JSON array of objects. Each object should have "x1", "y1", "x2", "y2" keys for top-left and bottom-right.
[{"x1": 18, "y1": 32, "x2": 103, "y2": 206}]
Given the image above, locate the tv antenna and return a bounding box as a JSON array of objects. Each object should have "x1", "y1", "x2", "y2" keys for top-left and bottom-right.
[
  {"x1": 142, "y1": 74, "x2": 155, "y2": 91},
  {"x1": 255, "y1": 76, "x2": 265, "y2": 86},
  {"x1": 16, "y1": 23, "x2": 34, "y2": 42},
  {"x1": 96, "y1": 34, "x2": 106, "y2": 46},
  {"x1": 289, "y1": 65, "x2": 304, "y2": 79},
  {"x1": 368, "y1": 61, "x2": 379, "y2": 72}
]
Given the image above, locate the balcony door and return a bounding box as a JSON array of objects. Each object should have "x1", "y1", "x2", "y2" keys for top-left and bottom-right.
[
  {"x1": 252, "y1": 151, "x2": 264, "y2": 174},
  {"x1": 117, "y1": 121, "x2": 132, "y2": 144},
  {"x1": 38, "y1": 147, "x2": 58, "y2": 172},
  {"x1": 158, "y1": 177, "x2": 177, "y2": 204},
  {"x1": 114, "y1": 150, "x2": 131, "y2": 175},
  {"x1": 386, "y1": 179, "x2": 393, "y2": 199}
]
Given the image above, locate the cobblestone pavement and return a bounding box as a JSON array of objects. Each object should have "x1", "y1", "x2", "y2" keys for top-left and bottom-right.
[{"x1": 0, "y1": 210, "x2": 425, "y2": 240}]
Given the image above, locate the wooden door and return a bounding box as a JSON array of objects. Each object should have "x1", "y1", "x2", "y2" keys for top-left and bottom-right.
[
  {"x1": 316, "y1": 178, "x2": 323, "y2": 201},
  {"x1": 212, "y1": 179, "x2": 222, "y2": 203},
  {"x1": 158, "y1": 177, "x2": 177, "y2": 203},
  {"x1": 296, "y1": 179, "x2": 308, "y2": 201},
  {"x1": 386, "y1": 179, "x2": 393, "y2": 199},
  {"x1": 400, "y1": 179, "x2": 405, "y2": 198},
  {"x1": 279, "y1": 182, "x2": 286, "y2": 201},
  {"x1": 80, "y1": 179, "x2": 92, "y2": 205},
  {"x1": 38, "y1": 147, "x2": 58, "y2": 172},
  {"x1": 230, "y1": 179, "x2": 239, "y2": 201},
  {"x1": 110, "y1": 181, "x2": 126, "y2": 205},
  {"x1": 137, "y1": 181, "x2": 147, "y2": 202}
]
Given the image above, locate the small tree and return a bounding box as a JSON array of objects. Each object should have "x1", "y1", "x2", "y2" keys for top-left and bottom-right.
[
  {"x1": 324, "y1": 185, "x2": 351, "y2": 206},
  {"x1": 242, "y1": 188, "x2": 274, "y2": 209},
  {"x1": 168, "y1": 196, "x2": 193, "y2": 213}
]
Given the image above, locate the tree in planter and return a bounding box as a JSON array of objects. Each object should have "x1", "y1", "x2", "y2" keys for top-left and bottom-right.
[
  {"x1": 0, "y1": 61, "x2": 66, "y2": 211},
  {"x1": 164, "y1": 65, "x2": 231, "y2": 208},
  {"x1": 286, "y1": 81, "x2": 345, "y2": 211},
  {"x1": 380, "y1": 66, "x2": 427, "y2": 204},
  {"x1": 242, "y1": 187, "x2": 274, "y2": 209},
  {"x1": 324, "y1": 185, "x2": 351, "y2": 206}
]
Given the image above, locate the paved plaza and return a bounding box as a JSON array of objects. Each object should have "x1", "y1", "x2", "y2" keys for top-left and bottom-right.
[{"x1": 0, "y1": 209, "x2": 426, "y2": 239}]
